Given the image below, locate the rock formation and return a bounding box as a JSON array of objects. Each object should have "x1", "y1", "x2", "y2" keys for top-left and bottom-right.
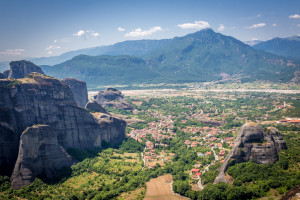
[
  {"x1": 62, "y1": 78, "x2": 88, "y2": 107},
  {"x1": 95, "y1": 113, "x2": 126, "y2": 146},
  {"x1": 214, "y1": 122, "x2": 287, "y2": 184},
  {"x1": 0, "y1": 72, "x2": 126, "y2": 181},
  {"x1": 85, "y1": 101, "x2": 108, "y2": 113},
  {"x1": 7, "y1": 60, "x2": 44, "y2": 79},
  {"x1": 10, "y1": 125, "x2": 74, "y2": 189},
  {"x1": 3, "y1": 70, "x2": 9, "y2": 78},
  {"x1": 93, "y1": 88, "x2": 133, "y2": 110},
  {"x1": 0, "y1": 73, "x2": 5, "y2": 79}
]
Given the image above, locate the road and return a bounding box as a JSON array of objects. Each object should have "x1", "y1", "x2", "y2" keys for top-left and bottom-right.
[
  {"x1": 198, "y1": 146, "x2": 219, "y2": 189},
  {"x1": 211, "y1": 146, "x2": 218, "y2": 161}
]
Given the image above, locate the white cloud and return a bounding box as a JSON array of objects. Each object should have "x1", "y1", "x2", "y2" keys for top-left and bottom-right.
[
  {"x1": 54, "y1": 40, "x2": 57, "y2": 43},
  {"x1": 73, "y1": 30, "x2": 85, "y2": 36},
  {"x1": 245, "y1": 23, "x2": 266, "y2": 29},
  {"x1": 218, "y1": 24, "x2": 225, "y2": 31},
  {"x1": 73, "y1": 30, "x2": 100, "y2": 37},
  {"x1": 251, "y1": 37, "x2": 258, "y2": 40},
  {"x1": 289, "y1": 14, "x2": 300, "y2": 19},
  {"x1": 118, "y1": 27, "x2": 125, "y2": 31},
  {"x1": 125, "y1": 26, "x2": 163, "y2": 37},
  {"x1": 0, "y1": 49, "x2": 25, "y2": 55},
  {"x1": 297, "y1": 24, "x2": 300, "y2": 27},
  {"x1": 272, "y1": 23, "x2": 277, "y2": 27},
  {"x1": 45, "y1": 45, "x2": 61, "y2": 54},
  {"x1": 177, "y1": 21, "x2": 210, "y2": 30},
  {"x1": 87, "y1": 30, "x2": 100, "y2": 37}
]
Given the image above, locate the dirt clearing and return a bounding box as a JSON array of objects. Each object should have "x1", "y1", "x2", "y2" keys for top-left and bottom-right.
[{"x1": 144, "y1": 174, "x2": 189, "y2": 200}]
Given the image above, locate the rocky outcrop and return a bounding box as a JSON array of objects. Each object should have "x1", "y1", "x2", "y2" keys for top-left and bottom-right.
[
  {"x1": 214, "y1": 122, "x2": 287, "y2": 184},
  {"x1": 10, "y1": 125, "x2": 74, "y2": 189},
  {"x1": 0, "y1": 72, "x2": 126, "y2": 178},
  {"x1": 85, "y1": 101, "x2": 108, "y2": 113},
  {"x1": 0, "y1": 73, "x2": 5, "y2": 79},
  {"x1": 7, "y1": 60, "x2": 44, "y2": 79},
  {"x1": 62, "y1": 78, "x2": 88, "y2": 107},
  {"x1": 94, "y1": 113, "x2": 126, "y2": 146},
  {"x1": 93, "y1": 88, "x2": 133, "y2": 110},
  {"x1": 3, "y1": 70, "x2": 9, "y2": 78}
]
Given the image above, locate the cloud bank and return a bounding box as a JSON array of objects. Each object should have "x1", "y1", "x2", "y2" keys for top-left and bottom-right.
[
  {"x1": 177, "y1": 21, "x2": 210, "y2": 30},
  {"x1": 125, "y1": 26, "x2": 163, "y2": 37}
]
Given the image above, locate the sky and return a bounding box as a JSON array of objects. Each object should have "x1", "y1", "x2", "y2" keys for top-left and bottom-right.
[{"x1": 0, "y1": 0, "x2": 300, "y2": 62}]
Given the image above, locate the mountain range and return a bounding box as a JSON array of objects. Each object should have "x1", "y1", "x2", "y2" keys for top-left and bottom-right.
[
  {"x1": 41, "y1": 29, "x2": 299, "y2": 87},
  {"x1": 1, "y1": 29, "x2": 300, "y2": 87},
  {"x1": 253, "y1": 36, "x2": 300, "y2": 60}
]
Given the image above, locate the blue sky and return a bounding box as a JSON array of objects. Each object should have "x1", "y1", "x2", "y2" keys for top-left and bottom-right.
[{"x1": 0, "y1": 0, "x2": 299, "y2": 61}]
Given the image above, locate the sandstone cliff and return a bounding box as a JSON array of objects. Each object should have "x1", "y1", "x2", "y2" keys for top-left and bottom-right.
[
  {"x1": 10, "y1": 125, "x2": 74, "y2": 189},
  {"x1": 214, "y1": 122, "x2": 287, "y2": 184},
  {"x1": 7, "y1": 60, "x2": 44, "y2": 79},
  {"x1": 0, "y1": 72, "x2": 126, "y2": 178},
  {"x1": 62, "y1": 78, "x2": 88, "y2": 107},
  {"x1": 85, "y1": 101, "x2": 108, "y2": 113},
  {"x1": 93, "y1": 88, "x2": 133, "y2": 110}
]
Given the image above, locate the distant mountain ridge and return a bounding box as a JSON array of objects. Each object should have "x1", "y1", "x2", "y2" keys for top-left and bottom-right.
[
  {"x1": 40, "y1": 29, "x2": 300, "y2": 87},
  {"x1": 30, "y1": 39, "x2": 170, "y2": 66},
  {"x1": 253, "y1": 36, "x2": 300, "y2": 59}
]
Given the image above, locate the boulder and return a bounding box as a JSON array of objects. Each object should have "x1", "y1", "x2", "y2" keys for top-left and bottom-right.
[
  {"x1": 62, "y1": 78, "x2": 88, "y2": 107},
  {"x1": 93, "y1": 88, "x2": 133, "y2": 110},
  {"x1": 8, "y1": 60, "x2": 44, "y2": 79},
  {"x1": 85, "y1": 101, "x2": 108, "y2": 113},
  {"x1": 10, "y1": 125, "x2": 74, "y2": 189},
  {"x1": 214, "y1": 122, "x2": 287, "y2": 184}
]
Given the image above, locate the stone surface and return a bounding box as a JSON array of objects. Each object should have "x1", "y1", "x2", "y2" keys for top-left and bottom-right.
[
  {"x1": 214, "y1": 122, "x2": 287, "y2": 184},
  {"x1": 3, "y1": 70, "x2": 9, "y2": 78},
  {"x1": 94, "y1": 113, "x2": 126, "y2": 147},
  {"x1": 93, "y1": 88, "x2": 133, "y2": 110},
  {"x1": 0, "y1": 72, "x2": 126, "y2": 178},
  {"x1": 10, "y1": 125, "x2": 74, "y2": 189},
  {"x1": 8, "y1": 60, "x2": 44, "y2": 79},
  {"x1": 0, "y1": 73, "x2": 5, "y2": 79},
  {"x1": 62, "y1": 78, "x2": 88, "y2": 107},
  {"x1": 85, "y1": 101, "x2": 108, "y2": 113}
]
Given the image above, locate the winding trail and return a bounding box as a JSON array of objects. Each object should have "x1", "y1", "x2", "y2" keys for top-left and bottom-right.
[{"x1": 197, "y1": 146, "x2": 219, "y2": 189}]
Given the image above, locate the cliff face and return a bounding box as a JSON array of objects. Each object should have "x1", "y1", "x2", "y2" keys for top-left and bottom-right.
[
  {"x1": 10, "y1": 125, "x2": 74, "y2": 189},
  {"x1": 95, "y1": 113, "x2": 126, "y2": 146},
  {"x1": 94, "y1": 88, "x2": 133, "y2": 110},
  {"x1": 0, "y1": 73, "x2": 126, "y2": 178},
  {"x1": 8, "y1": 60, "x2": 44, "y2": 79},
  {"x1": 62, "y1": 78, "x2": 88, "y2": 107},
  {"x1": 214, "y1": 122, "x2": 287, "y2": 184},
  {"x1": 85, "y1": 101, "x2": 108, "y2": 113}
]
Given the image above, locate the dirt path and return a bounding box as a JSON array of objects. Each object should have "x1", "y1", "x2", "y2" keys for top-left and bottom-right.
[{"x1": 144, "y1": 174, "x2": 189, "y2": 200}]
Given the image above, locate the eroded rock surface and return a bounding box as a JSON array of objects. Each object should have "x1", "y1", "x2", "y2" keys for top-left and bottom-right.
[
  {"x1": 0, "y1": 72, "x2": 126, "y2": 178},
  {"x1": 85, "y1": 101, "x2": 108, "y2": 113},
  {"x1": 214, "y1": 122, "x2": 287, "y2": 184},
  {"x1": 11, "y1": 125, "x2": 74, "y2": 189},
  {"x1": 62, "y1": 78, "x2": 88, "y2": 107},
  {"x1": 93, "y1": 88, "x2": 133, "y2": 110},
  {"x1": 8, "y1": 60, "x2": 44, "y2": 79}
]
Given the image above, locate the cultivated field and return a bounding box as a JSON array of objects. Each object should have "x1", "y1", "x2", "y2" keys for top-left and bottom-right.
[{"x1": 144, "y1": 174, "x2": 189, "y2": 200}]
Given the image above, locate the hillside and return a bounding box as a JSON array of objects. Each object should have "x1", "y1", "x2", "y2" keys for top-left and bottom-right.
[
  {"x1": 43, "y1": 29, "x2": 300, "y2": 86},
  {"x1": 30, "y1": 39, "x2": 170, "y2": 66},
  {"x1": 253, "y1": 36, "x2": 300, "y2": 60},
  {"x1": 42, "y1": 55, "x2": 159, "y2": 87},
  {"x1": 146, "y1": 29, "x2": 299, "y2": 83}
]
